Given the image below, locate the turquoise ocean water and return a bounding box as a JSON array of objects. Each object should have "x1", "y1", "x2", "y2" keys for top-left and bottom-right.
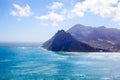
[{"x1": 0, "y1": 43, "x2": 120, "y2": 80}]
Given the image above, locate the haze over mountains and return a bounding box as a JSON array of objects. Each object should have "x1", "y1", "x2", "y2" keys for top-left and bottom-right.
[{"x1": 43, "y1": 24, "x2": 120, "y2": 52}]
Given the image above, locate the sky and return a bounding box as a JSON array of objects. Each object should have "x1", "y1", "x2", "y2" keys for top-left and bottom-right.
[{"x1": 0, "y1": 0, "x2": 120, "y2": 42}]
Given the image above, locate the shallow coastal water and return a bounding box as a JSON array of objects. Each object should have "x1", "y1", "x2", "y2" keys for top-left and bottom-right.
[{"x1": 0, "y1": 43, "x2": 120, "y2": 80}]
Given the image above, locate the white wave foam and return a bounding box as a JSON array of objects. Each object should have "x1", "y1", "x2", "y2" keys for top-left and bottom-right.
[
  {"x1": 11, "y1": 64, "x2": 58, "y2": 76},
  {"x1": 82, "y1": 54, "x2": 120, "y2": 61},
  {"x1": 101, "y1": 77, "x2": 112, "y2": 80},
  {"x1": 18, "y1": 47, "x2": 26, "y2": 49}
]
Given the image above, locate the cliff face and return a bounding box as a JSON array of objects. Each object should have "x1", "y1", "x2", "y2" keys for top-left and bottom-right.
[{"x1": 42, "y1": 30, "x2": 103, "y2": 52}]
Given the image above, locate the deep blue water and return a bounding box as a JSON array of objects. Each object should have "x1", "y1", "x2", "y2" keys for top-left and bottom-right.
[{"x1": 0, "y1": 43, "x2": 120, "y2": 80}]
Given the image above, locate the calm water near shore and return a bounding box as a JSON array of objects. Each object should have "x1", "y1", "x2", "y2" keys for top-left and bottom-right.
[{"x1": 0, "y1": 43, "x2": 120, "y2": 80}]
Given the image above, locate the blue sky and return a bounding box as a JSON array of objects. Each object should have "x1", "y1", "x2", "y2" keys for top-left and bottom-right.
[{"x1": 0, "y1": 0, "x2": 120, "y2": 42}]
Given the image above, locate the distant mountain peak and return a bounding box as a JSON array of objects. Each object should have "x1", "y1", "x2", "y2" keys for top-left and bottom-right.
[
  {"x1": 72, "y1": 24, "x2": 107, "y2": 29},
  {"x1": 74, "y1": 24, "x2": 85, "y2": 27},
  {"x1": 67, "y1": 24, "x2": 120, "y2": 52},
  {"x1": 72, "y1": 24, "x2": 87, "y2": 28},
  {"x1": 98, "y1": 26, "x2": 106, "y2": 28},
  {"x1": 56, "y1": 30, "x2": 66, "y2": 35},
  {"x1": 58, "y1": 29, "x2": 65, "y2": 32}
]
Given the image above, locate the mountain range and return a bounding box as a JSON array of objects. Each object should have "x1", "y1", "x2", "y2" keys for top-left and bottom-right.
[{"x1": 43, "y1": 24, "x2": 120, "y2": 52}]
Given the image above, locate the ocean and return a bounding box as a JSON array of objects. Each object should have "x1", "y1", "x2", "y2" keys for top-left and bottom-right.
[{"x1": 0, "y1": 43, "x2": 120, "y2": 80}]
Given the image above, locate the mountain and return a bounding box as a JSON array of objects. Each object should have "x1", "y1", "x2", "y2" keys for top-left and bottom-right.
[
  {"x1": 67, "y1": 24, "x2": 120, "y2": 51},
  {"x1": 42, "y1": 30, "x2": 104, "y2": 52}
]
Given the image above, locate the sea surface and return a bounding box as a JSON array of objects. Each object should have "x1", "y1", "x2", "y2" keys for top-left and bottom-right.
[{"x1": 0, "y1": 43, "x2": 120, "y2": 80}]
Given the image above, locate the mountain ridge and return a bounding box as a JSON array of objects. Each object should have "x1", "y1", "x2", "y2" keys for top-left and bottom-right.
[
  {"x1": 42, "y1": 29, "x2": 107, "y2": 52},
  {"x1": 67, "y1": 24, "x2": 120, "y2": 52},
  {"x1": 42, "y1": 24, "x2": 120, "y2": 52}
]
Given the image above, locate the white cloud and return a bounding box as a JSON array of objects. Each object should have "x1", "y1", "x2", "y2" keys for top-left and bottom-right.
[
  {"x1": 71, "y1": 0, "x2": 120, "y2": 23},
  {"x1": 36, "y1": 11, "x2": 65, "y2": 24},
  {"x1": 47, "y1": 2, "x2": 64, "y2": 11},
  {"x1": 36, "y1": 1, "x2": 66, "y2": 27},
  {"x1": 72, "y1": 2, "x2": 85, "y2": 17},
  {"x1": 112, "y1": 2, "x2": 120, "y2": 21},
  {"x1": 11, "y1": 4, "x2": 32, "y2": 17}
]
